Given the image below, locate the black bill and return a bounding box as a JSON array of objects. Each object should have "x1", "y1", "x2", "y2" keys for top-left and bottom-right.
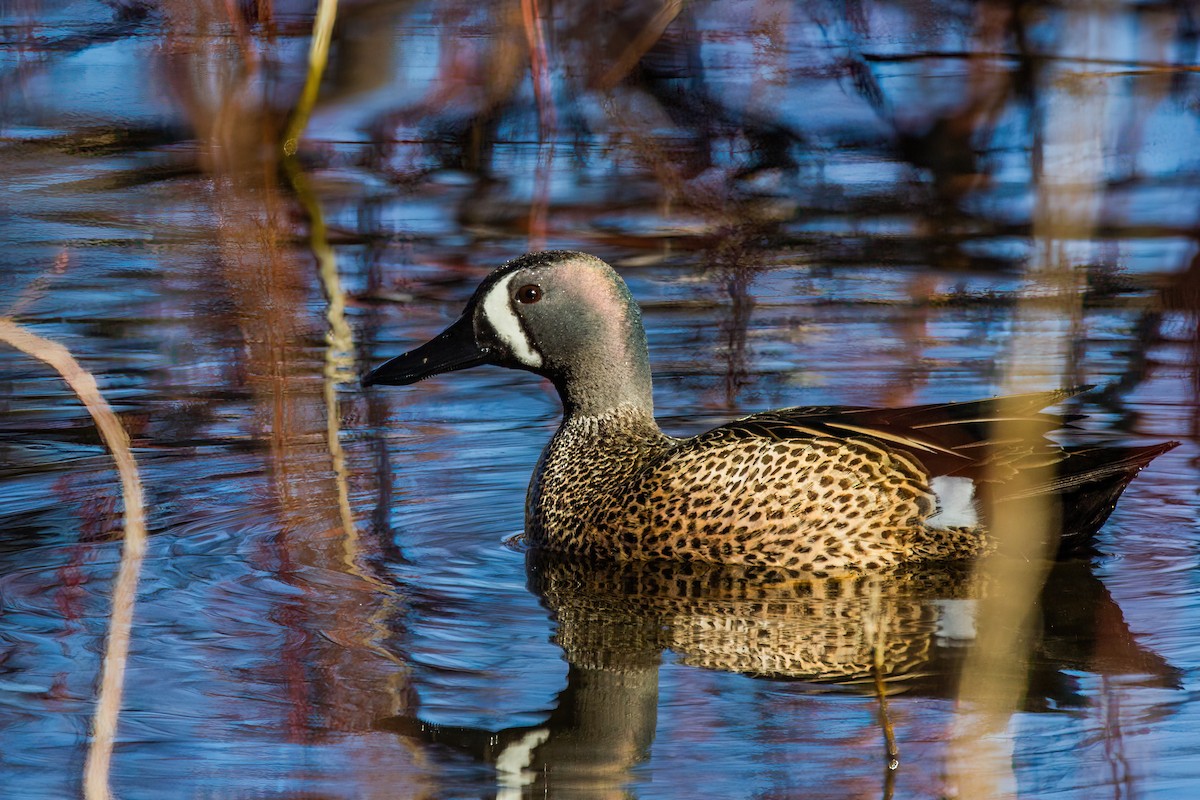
[{"x1": 362, "y1": 315, "x2": 491, "y2": 387}]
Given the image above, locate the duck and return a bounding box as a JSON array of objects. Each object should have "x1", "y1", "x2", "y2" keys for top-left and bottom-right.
[{"x1": 363, "y1": 250, "x2": 1178, "y2": 572}]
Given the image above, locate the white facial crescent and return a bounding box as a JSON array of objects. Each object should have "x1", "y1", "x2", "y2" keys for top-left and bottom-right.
[{"x1": 482, "y1": 272, "x2": 544, "y2": 368}]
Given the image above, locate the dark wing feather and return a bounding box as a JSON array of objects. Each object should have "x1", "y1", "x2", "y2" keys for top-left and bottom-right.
[
  {"x1": 718, "y1": 387, "x2": 1092, "y2": 479},
  {"x1": 1008, "y1": 441, "x2": 1180, "y2": 555},
  {"x1": 713, "y1": 386, "x2": 1179, "y2": 552}
]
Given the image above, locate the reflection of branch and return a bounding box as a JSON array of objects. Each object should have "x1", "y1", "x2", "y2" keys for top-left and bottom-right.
[
  {"x1": 0, "y1": 319, "x2": 147, "y2": 800},
  {"x1": 282, "y1": 165, "x2": 361, "y2": 570},
  {"x1": 598, "y1": 0, "x2": 684, "y2": 91},
  {"x1": 866, "y1": 582, "x2": 900, "y2": 782},
  {"x1": 0, "y1": 4, "x2": 152, "y2": 97},
  {"x1": 521, "y1": 0, "x2": 556, "y2": 250},
  {"x1": 948, "y1": 7, "x2": 1104, "y2": 795},
  {"x1": 280, "y1": 0, "x2": 367, "y2": 578},
  {"x1": 5, "y1": 249, "x2": 69, "y2": 318},
  {"x1": 521, "y1": 0, "x2": 556, "y2": 137},
  {"x1": 709, "y1": 232, "x2": 765, "y2": 407},
  {"x1": 863, "y1": 50, "x2": 1200, "y2": 72},
  {"x1": 279, "y1": 0, "x2": 354, "y2": 381},
  {"x1": 721, "y1": 265, "x2": 755, "y2": 405}
]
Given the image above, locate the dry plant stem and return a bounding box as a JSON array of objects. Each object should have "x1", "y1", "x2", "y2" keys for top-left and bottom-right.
[
  {"x1": 283, "y1": 144, "x2": 363, "y2": 579},
  {"x1": 598, "y1": 0, "x2": 684, "y2": 91},
  {"x1": 282, "y1": 0, "x2": 338, "y2": 156},
  {"x1": 866, "y1": 582, "x2": 900, "y2": 772},
  {"x1": 279, "y1": 0, "x2": 360, "y2": 575},
  {"x1": 0, "y1": 319, "x2": 147, "y2": 800},
  {"x1": 279, "y1": 0, "x2": 366, "y2": 578},
  {"x1": 948, "y1": 4, "x2": 1106, "y2": 796}
]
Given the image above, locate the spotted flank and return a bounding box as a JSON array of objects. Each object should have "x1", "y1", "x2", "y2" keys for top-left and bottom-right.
[{"x1": 364, "y1": 250, "x2": 1180, "y2": 571}]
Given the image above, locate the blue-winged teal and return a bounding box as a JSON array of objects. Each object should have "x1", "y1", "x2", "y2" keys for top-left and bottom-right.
[{"x1": 364, "y1": 251, "x2": 1178, "y2": 571}]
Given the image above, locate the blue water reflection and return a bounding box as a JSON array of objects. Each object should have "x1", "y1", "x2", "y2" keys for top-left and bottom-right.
[{"x1": 2, "y1": 1, "x2": 1200, "y2": 798}]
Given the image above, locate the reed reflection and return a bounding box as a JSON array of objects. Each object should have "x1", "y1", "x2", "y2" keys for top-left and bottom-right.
[
  {"x1": 0, "y1": 0, "x2": 1196, "y2": 796},
  {"x1": 149, "y1": 0, "x2": 420, "y2": 767}
]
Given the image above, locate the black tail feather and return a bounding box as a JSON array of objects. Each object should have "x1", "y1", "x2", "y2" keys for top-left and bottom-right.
[{"x1": 1051, "y1": 441, "x2": 1181, "y2": 556}]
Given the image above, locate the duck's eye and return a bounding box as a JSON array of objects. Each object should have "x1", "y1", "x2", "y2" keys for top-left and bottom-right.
[{"x1": 516, "y1": 284, "x2": 542, "y2": 304}]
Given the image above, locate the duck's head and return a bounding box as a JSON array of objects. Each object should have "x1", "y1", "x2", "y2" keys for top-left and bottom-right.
[{"x1": 363, "y1": 251, "x2": 654, "y2": 416}]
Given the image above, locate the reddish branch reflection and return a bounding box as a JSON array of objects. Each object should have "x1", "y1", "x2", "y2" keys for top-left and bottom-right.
[{"x1": 0, "y1": 0, "x2": 1196, "y2": 797}]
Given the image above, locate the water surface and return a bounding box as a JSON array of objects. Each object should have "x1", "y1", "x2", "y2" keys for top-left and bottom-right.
[{"x1": 2, "y1": 1, "x2": 1199, "y2": 798}]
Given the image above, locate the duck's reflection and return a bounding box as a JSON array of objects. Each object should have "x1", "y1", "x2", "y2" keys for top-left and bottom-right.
[{"x1": 378, "y1": 552, "x2": 1175, "y2": 798}]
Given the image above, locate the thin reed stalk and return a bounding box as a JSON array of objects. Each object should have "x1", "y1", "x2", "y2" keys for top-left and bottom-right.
[
  {"x1": 0, "y1": 319, "x2": 147, "y2": 800},
  {"x1": 282, "y1": 0, "x2": 339, "y2": 156},
  {"x1": 279, "y1": 0, "x2": 369, "y2": 579},
  {"x1": 947, "y1": 3, "x2": 1110, "y2": 795}
]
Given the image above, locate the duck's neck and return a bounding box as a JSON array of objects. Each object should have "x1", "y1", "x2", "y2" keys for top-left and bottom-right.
[
  {"x1": 552, "y1": 316, "x2": 657, "y2": 424},
  {"x1": 557, "y1": 364, "x2": 655, "y2": 421}
]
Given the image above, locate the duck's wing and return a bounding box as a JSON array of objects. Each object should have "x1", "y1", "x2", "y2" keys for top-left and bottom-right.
[
  {"x1": 710, "y1": 387, "x2": 1179, "y2": 552},
  {"x1": 595, "y1": 396, "x2": 1070, "y2": 568},
  {"x1": 717, "y1": 387, "x2": 1091, "y2": 480}
]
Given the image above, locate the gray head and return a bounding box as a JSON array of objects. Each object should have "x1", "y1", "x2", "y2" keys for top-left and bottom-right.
[{"x1": 363, "y1": 251, "x2": 654, "y2": 417}]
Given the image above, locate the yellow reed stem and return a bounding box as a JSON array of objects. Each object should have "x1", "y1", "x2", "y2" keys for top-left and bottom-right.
[
  {"x1": 947, "y1": 4, "x2": 1108, "y2": 795},
  {"x1": 282, "y1": 0, "x2": 339, "y2": 156},
  {"x1": 282, "y1": 156, "x2": 361, "y2": 582},
  {"x1": 279, "y1": 0, "x2": 364, "y2": 576},
  {"x1": 0, "y1": 319, "x2": 147, "y2": 800},
  {"x1": 867, "y1": 581, "x2": 900, "y2": 773}
]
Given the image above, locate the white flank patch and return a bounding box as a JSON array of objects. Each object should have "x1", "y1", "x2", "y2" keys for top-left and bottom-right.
[
  {"x1": 926, "y1": 475, "x2": 979, "y2": 529},
  {"x1": 482, "y1": 272, "x2": 543, "y2": 368},
  {"x1": 495, "y1": 727, "x2": 550, "y2": 793},
  {"x1": 933, "y1": 598, "x2": 977, "y2": 643}
]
